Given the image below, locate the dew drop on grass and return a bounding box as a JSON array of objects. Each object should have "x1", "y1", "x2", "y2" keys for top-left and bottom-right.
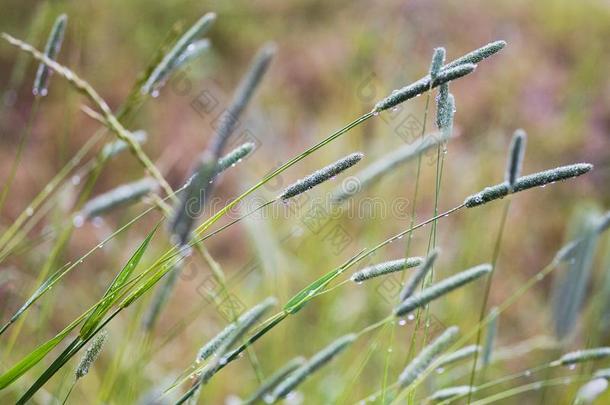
[
  {"x1": 435, "y1": 367, "x2": 445, "y2": 374},
  {"x1": 92, "y1": 217, "x2": 103, "y2": 228},
  {"x1": 407, "y1": 314, "x2": 415, "y2": 321},
  {"x1": 568, "y1": 364, "x2": 576, "y2": 370},
  {"x1": 151, "y1": 89, "x2": 160, "y2": 98},
  {"x1": 398, "y1": 319, "x2": 407, "y2": 326},
  {"x1": 73, "y1": 215, "x2": 84, "y2": 228},
  {"x1": 25, "y1": 207, "x2": 34, "y2": 216},
  {"x1": 525, "y1": 370, "x2": 532, "y2": 377},
  {"x1": 71, "y1": 175, "x2": 81, "y2": 185}
]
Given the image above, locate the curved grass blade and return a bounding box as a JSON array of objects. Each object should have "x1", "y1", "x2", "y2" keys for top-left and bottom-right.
[
  {"x1": 0, "y1": 308, "x2": 92, "y2": 390},
  {"x1": 79, "y1": 225, "x2": 158, "y2": 339},
  {"x1": 0, "y1": 262, "x2": 71, "y2": 336},
  {"x1": 17, "y1": 312, "x2": 117, "y2": 404}
]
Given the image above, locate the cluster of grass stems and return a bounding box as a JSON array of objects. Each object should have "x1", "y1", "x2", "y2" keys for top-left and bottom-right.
[{"x1": 0, "y1": 8, "x2": 607, "y2": 405}]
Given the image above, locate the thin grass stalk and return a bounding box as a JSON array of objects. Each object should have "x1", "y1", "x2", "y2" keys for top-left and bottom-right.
[
  {"x1": 466, "y1": 201, "x2": 511, "y2": 403},
  {"x1": 394, "y1": 58, "x2": 438, "y2": 404}
]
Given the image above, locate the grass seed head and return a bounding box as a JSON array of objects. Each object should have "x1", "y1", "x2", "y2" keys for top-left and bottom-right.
[
  {"x1": 394, "y1": 264, "x2": 492, "y2": 317},
  {"x1": 80, "y1": 177, "x2": 157, "y2": 219},
  {"x1": 101, "y1": 130, "x2": 147, "y2": 160},
  {"x1": 141, "y1": 12, "x2": 216, "y2": 94},
  {"x1": 76, "y1": 330, "x2": 107, "y2": 379},
  {"x1": 506, "y1": 129, "x2": 527, "y2": 189},
  {"x1": 556, "y1": 347, "x2": 610, "y2": 365},
  {"x1": 244, "y1": 357, "x2": 306, "y2": 404},
  {"x1": 399, "y1": 248, "x2": 440, "y2": 301},
  {"x1": 575, "y1": 378, "x2": 608, "y2": 404},
  {"x1": 398, "y1": 326, "x2": 459, "y2": 388},
  {"x1": 464, "y1": 163, "x2": 593, "y2": 208},
  {"x1": 437, "y1": 345, "x2": 481, "y2": 368},
  {"x1": 197, "y1": 323, "x2": 238, "y2": 362},
  {"x1": 429, "y1": 385, "x2": 476, "y2": 401},
  {"x1": 280, "y1": 152, "x2": 364, "y2": 201},
  {"x1": 430, "y1": 47, "x2": 446, "y2": 81},
  {"x1": 351, "y1": 257, "x2": 424, "y2": 283},
  {"x1": 443, "y1": 40, "x2": 507, "y2": 69},
  {"x1": 33, "y1": 13, "x2": 67, "y2": 97},
  {"x1": 373, "y1": 64, "x2": 475, "y2": 112},
  {"x1": 270, "y1": 334, "x2": 356, "y2": 401},
  {"x1": 216, "y1": 142, "x2": 255, "y2": 173},
  {"x1": 209, "y1": 43, "x2": 275, "y2": 157},
  {"x1": 170, "y1": 151, "x2": 218, "y2": 245},
  {"x1": 331, "y1": 132, "x2": 450, "y2": 203}
]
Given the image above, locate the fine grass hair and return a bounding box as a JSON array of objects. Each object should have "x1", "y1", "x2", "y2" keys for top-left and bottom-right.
[
  {"x1": 280, "y1": 152, "x2": 364, "y2": 201},
  {"x1": 33, "y1": 13, "x2": 67, "y2": 97},
  {"x1": 394, "y1": 264, "x2": 492, "y2": 317},
  {"x1": 350, "y1": 257, "x2": 423, "y2": 283}
]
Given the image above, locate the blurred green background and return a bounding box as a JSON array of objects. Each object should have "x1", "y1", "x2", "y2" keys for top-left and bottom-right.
[{"x1": 0, "y1": 0, "x2": 609, "y2": 403}]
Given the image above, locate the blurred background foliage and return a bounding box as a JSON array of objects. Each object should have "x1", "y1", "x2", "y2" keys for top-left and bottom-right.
[{"x1": 0, "y1": 0, "x2": 609, "y2": 403}]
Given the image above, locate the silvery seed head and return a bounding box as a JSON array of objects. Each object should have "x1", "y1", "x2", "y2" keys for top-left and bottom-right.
[
  {"x1": 398, "y1": 326, "x2": 459, "y2": 388},
  {"x1": 280, "y1": 152, "x2": 364, "y2": 201},
  {"x1": 465, "y1": 163, "x2": 593, "y2": 208},
  {"x1": 33, "y1": 14, "x2": 67, "y2": 97},
  {"x1": 141, "y1": 12, "x2": 216, "y2": 95},
  {"x1": 429, "y1": 47, "x2": 446, "y2": 81},
  {"x1": 351, "y1": 257, "x2": 423, "y2": 283},
  {"x1": 394, "y1": 264, "x2": 492, "y2": 317},
  {"x1": 505, "y1": 129, "x2": 527, "y2": 189},
  {"x1": 80, "y1": 177, "x2": 157, "y2": 219},
  {"x1": 76, "y1": 330, "x2": 107, "y2": 379},
  {"x1": 216, "y1": 142, "x2": 255, "y2": 173},
  {"x1": 399, "y1": 248, "x2": 439, "y2": 301}
]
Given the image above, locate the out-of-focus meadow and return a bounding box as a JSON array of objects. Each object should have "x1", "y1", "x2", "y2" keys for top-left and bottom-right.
[{"x1": 0, "y1": 0, "x2": 609, "y2": 403}]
